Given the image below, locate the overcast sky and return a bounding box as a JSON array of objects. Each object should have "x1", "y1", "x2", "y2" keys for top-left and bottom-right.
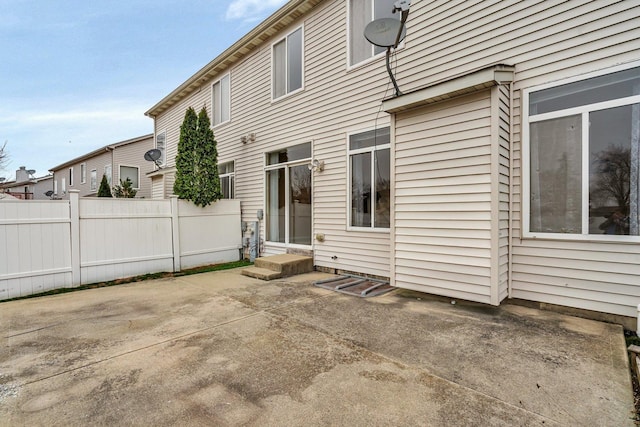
[{"x1": 0, "y1": 0, "x2": 287, "y2": 180}]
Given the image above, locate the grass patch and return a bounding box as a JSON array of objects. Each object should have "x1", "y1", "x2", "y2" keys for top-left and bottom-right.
[{"x1": 0, "y1": 259, "x2": 252, "y2": 304}]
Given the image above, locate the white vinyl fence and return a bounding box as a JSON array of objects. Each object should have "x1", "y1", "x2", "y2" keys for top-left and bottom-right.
[{"x1": 0, "y1": 191, "x2": 241, "y2": 300}]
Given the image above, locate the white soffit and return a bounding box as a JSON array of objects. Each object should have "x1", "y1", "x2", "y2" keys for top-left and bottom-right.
[{"x1": 382, "y1": 64, "x2": 515, "y2": 113}]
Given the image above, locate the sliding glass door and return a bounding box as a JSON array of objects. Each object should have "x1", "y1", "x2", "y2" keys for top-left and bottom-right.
[{"x1": 266, "y1": 143, "x2": 312, "y2": 246}]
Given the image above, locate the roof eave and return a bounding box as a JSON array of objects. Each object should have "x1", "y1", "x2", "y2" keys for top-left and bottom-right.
[{"x1": 144, "y1": 0, "x2": 322, "y2": 118}]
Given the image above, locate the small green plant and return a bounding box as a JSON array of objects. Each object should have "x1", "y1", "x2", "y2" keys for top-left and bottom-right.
[
  {"x1": 98, "y1": 174, "x2": 112, "y2": 197},
  {"x1": 113, "y1": 178, "x2": 137, "y2": 198}
]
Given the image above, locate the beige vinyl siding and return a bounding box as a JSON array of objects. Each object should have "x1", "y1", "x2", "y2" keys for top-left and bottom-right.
[
  {"x1": 52, "y1": 151, "x2": 112, "y2": 199},
  {"x1": 393, "y1": 91, "x2": 495, "y2": 304},
  {"x1": 389, "y1": 0, "x2": 640, "y2": 316},
  {"x1": 112, "y1": 136, "x2": 154, "y2": 198},
  {"x1": 151, "y1": 176, "x2": 164, "y2": 199},
  {"x1": 154, "y1": 0, "x2": 393, "y2": 277},
  {"x1": 494, "y1": 84, "x2": 510, "y2": 303},
  {"x1": 151, "y1": 0, "x2": 640, "y2": 315}
]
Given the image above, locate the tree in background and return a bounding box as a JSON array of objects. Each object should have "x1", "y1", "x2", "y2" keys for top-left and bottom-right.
[
  {"x1": 173, "y1": 107, "x2": 198, "y2": 201},
  {"x1": 113, "y1": 178, "x2": 138, "y2": 198},
  {"x1": 0, "y1": 141, "x2": 7, "y2": 170},
  {"x1": 98, "y1": 174, "x2": 112, "y2": 197},
  {"x1": 174, "y1": 106, "x2": 222, "y2": 207}
]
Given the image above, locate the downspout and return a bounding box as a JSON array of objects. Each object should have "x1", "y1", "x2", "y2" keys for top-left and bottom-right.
[{"x1": 507, "y1": 81, "x2": 514, "y2": 299}]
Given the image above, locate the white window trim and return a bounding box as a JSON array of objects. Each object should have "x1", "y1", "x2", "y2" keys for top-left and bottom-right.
[
  {"x1": 90, "y1": 169, "x2": 97, "y2": 192},
  {"x1": 211, "y1": 74, "x2": 231, "y2": 128},
  {"x1": 522, "y1": 60, "x2": 640, "y2": 242},
  {"x1": 80, "y1": 163, "x2": 86, "y2": 184},
  {"x1": 346, "y1": 128, "x2": 391, "y2": 232},
  {"x1": 69, "y1": 167, "x2": 74, "y2": 187},
  {"x1": 219, "y1": 160, "x2": 235, "y2": 199},
  {"x1": 104, "y1": 164, "x2": 112, "y2": 186},
  {"x1": 119, "y1": 164, "x2": 141, "y2": 190},
  {"x1": 263, "y1": 144, "x2": 312, "y2": 246},
  {"x1": 155, "y1": 130, "x2": 166, "y2": 167},
  {"x1": 271, "y1": 25, "x2": 305, "y2": 102},
  {"x1": 345, "y1": 0, "x2": 405, "y2": 71}
]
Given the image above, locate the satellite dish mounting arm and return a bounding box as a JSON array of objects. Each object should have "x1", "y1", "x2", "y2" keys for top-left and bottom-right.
[{"x1": 387, "y1": 0, "x2": 411, "y2": 96}]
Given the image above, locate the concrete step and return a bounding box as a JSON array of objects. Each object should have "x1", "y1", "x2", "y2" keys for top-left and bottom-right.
[
  {"x1": 241, "y1": 267, "x2": 282, "y2": 281},
  {"x1": 254, "y1": 254, "x2": 313, "y2": 277}
]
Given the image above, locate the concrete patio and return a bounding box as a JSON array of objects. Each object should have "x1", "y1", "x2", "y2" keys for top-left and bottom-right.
[{"x1": 0, "y1": 268, "x2": 634, "y2": 426}]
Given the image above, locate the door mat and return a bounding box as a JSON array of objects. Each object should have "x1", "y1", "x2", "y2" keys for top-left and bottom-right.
[{"x1": 313, "y1": 275, "x2": 394, "y2": 298}]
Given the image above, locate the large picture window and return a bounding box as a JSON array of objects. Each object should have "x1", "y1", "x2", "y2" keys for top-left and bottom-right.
[
  {"x1": 156, "y1": 131, "x2": 166, "y2": 166},
  {"x1": 272, "y1": 27, "x2": 303, "y2": 100},
  {"x1": 212, "y1": 74, "x2": 230, "y2": 126},
  {"x1": 349, "y1": 128, "x2": 390, "y2": 229},
  {"x1": 524, "y1": 64, "x2": 640, "y2": 240},
  {"x1": 119, "y1": 165, "x2": 139, "y2": 189},
  {"x1": 348, "y1": 0, "x2": 398, "y2": 67}
]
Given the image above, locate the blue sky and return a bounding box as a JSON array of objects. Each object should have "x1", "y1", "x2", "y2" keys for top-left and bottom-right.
[{"x1": 0, "y1": 0, "x2": 287, "y2": 181}]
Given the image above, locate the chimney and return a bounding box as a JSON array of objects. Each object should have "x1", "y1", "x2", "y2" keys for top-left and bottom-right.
[{"x1": 16, "y1": 166, "x2": 29, "y2": 183}]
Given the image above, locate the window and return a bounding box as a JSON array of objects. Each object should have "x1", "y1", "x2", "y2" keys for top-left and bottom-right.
[
  {"x1": 69, "y1": 167, "x2": 74, "y2": 187},
  {"x1": 523, "y1": 64, "x2": 640, "y2": 239},
  {"x1": 81, "y1": 163, "x2": 86, "y2": 184},
  {"x1": 54, "y1": 179, "x2": 58, "y2": 195},
  {"x1": 349, "y1": 128, "x2": 390, "y2": 229},
  {"x1": 212, "y1": 75, "x2": 230, "y2": 126},
  {"x1": 120, "y1": 166, "x2": 139, "y2": 189},
  {"x1": 265, "y1": 143, "x2": 312, "y2": 245},
  {"x1": 272, "y1": 27, "x2": 303, "y2": 100},
  {"x1": 156, "y1": 131, "x2": 166, "y2": 166},
  {"x1": 105, "y1": 164, "x2": 112, "y2": 186},
  {"x1": 219, "y1": 161, "x2": 235, "y2": 199},
  {"x1": 61, "y1": 177, "x2": 66, "y2": 194},
  {"x1": 90, "y1": 169, "x2": 97, "y2": 191},
  {"x1": 348, "y1": 0, "x2": 398, "y2": 67}
]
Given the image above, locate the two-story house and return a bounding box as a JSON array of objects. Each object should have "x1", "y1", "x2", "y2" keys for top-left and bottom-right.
[
  {"x1": 49, "y1": 134, "x2": 154, "y2": 199},
  {"x1": 0, "y1": 166, "x2": 53, "y2": 200},
  {"x1": 145, "y1": 0, "x2": 640, "y2": 325}
]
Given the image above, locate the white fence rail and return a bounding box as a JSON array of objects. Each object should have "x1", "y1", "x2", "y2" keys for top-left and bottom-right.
[{"x1": 0, "y1": 191, "x2": 242, "y2": 300}]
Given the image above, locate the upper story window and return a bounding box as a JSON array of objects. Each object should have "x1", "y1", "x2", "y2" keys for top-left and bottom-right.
[
  {"x1": 212, "y1": 74, "x2": 231, "y2": 126},
  {"x1": 90, "y1": 170, "x2": 97, "y2": 192},
  {"x1": 219, "y1": 161, "x2": 235, "y2": 199},
  {"x1": 272, "y1": 27, "x2": 303, "y2": 100},
  {"x1": 348, "y1": 0, "x2": 398, "y2": 67},
  {"x1": 523, "y1": 63, "x2": 640, "y2": 241},
  {"x1": 348, "y1": 127, "x2": 390, "y2": 229},
  {"x1": 156, "y1": 131, "x2": 166, "y2": 166},
  {"x1": 61, "y1": 177, "x2": 66, "y2": 194},
  {"x1": 120, "y1": 165, "x2": 140, "y2": 189},
  {"x1": 105, "y1": 164, "x2": 112, "y2": 186},
  {"x1": 69, "y1": 167, "x2": 74, "y2": 187},
  {"x1": 80, "y1": 163, "x2": 86, "y2": 184}
]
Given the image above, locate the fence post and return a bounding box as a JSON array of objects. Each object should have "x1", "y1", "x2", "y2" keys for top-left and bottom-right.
[
  {"x1": 69, "y1": 190, "x2": 81, "y2": 286},
  {"x1": 170, "y1": 195, "x2": 181, "y2": 272}
]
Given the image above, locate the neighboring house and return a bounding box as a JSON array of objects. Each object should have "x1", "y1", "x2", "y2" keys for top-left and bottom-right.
[
  {"x1": 0, "y1": 166, "x2": 53, "y2": 200},
  {"x1": 49, "y1": 135, "x2": 154, "y2": 199},
  {"x1": 145, "y1": 0, "x2": 640, "y2": 323}
]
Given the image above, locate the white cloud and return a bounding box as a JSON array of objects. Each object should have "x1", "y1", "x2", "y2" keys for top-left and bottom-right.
[{"x1": 225, "y1": 0, "x2": 287, "y2": 22}]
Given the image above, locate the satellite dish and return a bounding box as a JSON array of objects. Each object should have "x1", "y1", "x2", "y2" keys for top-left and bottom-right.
[
  {"x1": 144, "y1": 149, "x2": 162, "y2": 162},
  {"x1": 27, "y1": 169, "x2": 36, "y2": 175},
  {"x1": 45, "y1": 190, "x2": 54, "y2": 197},
  {"x1": 364, "y1": 18, "x2": 406, "y2": 48}
]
